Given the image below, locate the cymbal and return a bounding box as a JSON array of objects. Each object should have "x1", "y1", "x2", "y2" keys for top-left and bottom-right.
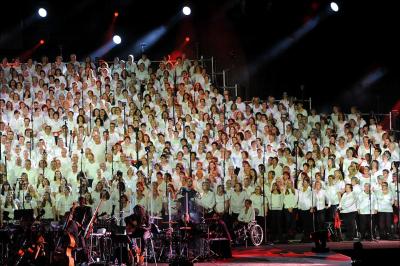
[
  {"x1": 179, "y1": 227, "x2": 192, "y2": 230},
  {"x1": 162, "y1": 221, "x2": 178, "y2": 224}
]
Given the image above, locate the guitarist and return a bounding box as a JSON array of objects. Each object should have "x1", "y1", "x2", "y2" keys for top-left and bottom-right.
[
  {"x1": 73, "y1": 196, "x2": 93, "y2": 262},
  {"x1": 124, "y1": 205, "x2": 151, "y2": 265}
]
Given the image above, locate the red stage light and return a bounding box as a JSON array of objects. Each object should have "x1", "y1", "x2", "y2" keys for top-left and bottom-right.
[
  {"x1": 39, "y1": 39, "x2": 45, "y2": 45},
  {"x1": 185, "y1": 37, "x2": 190, "y2": 42},
  {"x1": 114, "y1": 12, "x2": 119, "y2": 17}
]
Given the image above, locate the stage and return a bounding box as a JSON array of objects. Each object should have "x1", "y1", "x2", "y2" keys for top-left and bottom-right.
[{"x1": 147, "y1": 240, "x2": 399, "y2": 266}]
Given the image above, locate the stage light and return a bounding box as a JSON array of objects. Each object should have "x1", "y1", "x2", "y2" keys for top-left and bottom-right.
[
  {"x1": 113, "y1": 35, "x2": 121, "y2": 44},
  {"x1": 39, "y1": 39, "x2": 45, "y2": 45},
  {"x1": 182, "y1": 6, "x2": 191, "y2": 16},
  {"x1": 185, "y1": 37, "x2": 190, "y2": 42},
  {"x1": 330, "y1": 2, "x2": 339, "y2": 12},
  {"x1": 114, "y1": 11, "x2": 119, "y2": 17},
  {"x1": 38, "y1": 8, "x2": 47, "y2": 18}
]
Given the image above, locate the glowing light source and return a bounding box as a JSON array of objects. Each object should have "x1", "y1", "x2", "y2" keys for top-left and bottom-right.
[
  {"x1": 185, "y1": 37, "x2": 190, "y2": 42},
  {"x1": 113, "y1": 35, "x2": 122, "y2": 44},
  {"x1": 39, "y1": 39, "x2": 45, "y2": 45},
  {"x1": 38, "y1": 8, "x2": 47, "y2": 18},
  {"x1": 114, "y1": 11, "x2": 119, "y2": 17},
  {"x1": 330, "y1": 2, "x2": 339, "y2": 12},
  {"x1": 182, "y1": 6, "x2": 191, "y2": 16}
]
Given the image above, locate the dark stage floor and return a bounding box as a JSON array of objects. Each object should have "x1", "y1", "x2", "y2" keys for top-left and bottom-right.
[{"x1": 148, "y1": 240, "x2": 399, "y2": 266}]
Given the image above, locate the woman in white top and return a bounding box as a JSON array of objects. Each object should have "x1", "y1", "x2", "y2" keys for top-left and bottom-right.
[
  {"x1": 283, "y1": 181, "x2": 298, "y2": 239},
  {"x1": 269, "y1": 183, "x2": 284, "y2": 242},
  {"x1": 230, "y1": 183, "x2": 247, "y2": 220},
  {"x1": 357, "y1": 183, "x2": 378, "y2": 240},
  {"x1": 215, "y1": 185, "x2": 229, "y2": 215},
  {"x1": 3, "y1": 193, "x2": 18, "y2": 221},
  {"x1": 338, "y1": 184, "x2": 357, "y2": 240},
  {"x1": 297, "y1": 178, "x2": 313, "y2": 242},
  {"x1": 312, "y1": 181, "x2": 331, "y2": 231},
  {"x1": 326, "y1": 175, "x2": 341, "y2": 223},
  {"x1": 148, "y1": 182, "x2": 163, "y2": 217},
  {"x1": 376, "y1": 182, "x2": 395, "y2": 239},
  {"x1": 40, "y1": 191, "x2": 55, "y2": 220},
  {"x1": 249, "y1": 185, "x2": 268, "y2": 229}
]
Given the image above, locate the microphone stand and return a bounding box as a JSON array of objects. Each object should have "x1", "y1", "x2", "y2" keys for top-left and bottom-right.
[
  {"x1": 395, "y1": 162, "x2": 400, "y2": 235},
  {"x1": 172, "y1": 92, "x2": 177, "y2": 131},
  {"x1": 64, "y1": 120, "x2": 68, "y2": 148},
  {"x1": 4, "y1": 155, "x2": 7, "y2": 181},
  {"x1": 188, "y1": 145, "x2": 192, "y2": 178},
  {"x1": 223, "y1": 100, "x2": 226, "y2": 130},
  {"x1": 145, "y1": 147, "x2": 150, "y2": 187},
  {"x1": 29, "y1": 131, "x2": 33, "y2": 160},
  {"x1": 311, "y1": 168, "x2": 315, "y2": 232},
  {"x1": 167, "y1": 192, "x2": 173, "y2": 260},
  {"x1": 111, "y1": 149, "x2": 115, "y2": 176},
  {"x1": 118, "y1": 176, "x2": 124, "y2": 227},
  {"x1": 294, "y1": 141, "x2": 299, "y2": 189},
  {"x1": 89, "y1": 104, "x2": 92, "y2": 134},
  {"x1": 182, "y1": 117, "x2": 186, "y2": 139},
  {"x1": 123, "y1": 104, "x2": 126, "y2": 135},
  {"x1": 104, "y1": 129, "x2": 108, "y2": 159},
  {"x1": 68, "y1": 130, "x2": 73, "y2": 157},
  {"x1": 134, "y1": 127, "x2": 140, "y2": 169},
  {"x1": 80, "y1": 148, "x2": 84, "y2": 174},
  {"x1": 255, "y1": 117, "x2": 258, "y2": 139},
  {"x1": 368, "y1": 140, "x2": 375, "y2": 240},
  {"x1": 262, "y1": 144, "x2": 267, "y2": 244}
]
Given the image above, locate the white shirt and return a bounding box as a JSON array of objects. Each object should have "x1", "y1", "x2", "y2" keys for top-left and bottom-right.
[
  {"x1": 313, "y1": 189, "x2": 331, "y2": 211},
  {"x1": 198, "y1": 190, "x2": 216, "y2": 212},
  {"x1": 376, "y1": 191, "x2": 394, "y2": 213},
  {"x1": 249, "y1": 194, "x2": 268, "y2": 216},
  {"x1": 238, "y1": 206, "x2": 255, "y2": 223},
  {"x1": 339, "y1": 191, "x2": 357, "y2": 213},
  {"x1": 357, "y1": 191, "x2": 378, "y2": 215},
  {"x1": 230, "y1": 191, "x2": 248, "y2": 214},
  {"x1": 215, "y1": 193, "x2": 228, "y2": 213},
  {"x1": 283, "y1": 190, "x2": 298, "y2": 209},
  {"x1": 297, "y1": 188, "x2": 312, "y2": 210},
  {"x1": 269, "y1": 193, "x2": 284, "y2": 210}
]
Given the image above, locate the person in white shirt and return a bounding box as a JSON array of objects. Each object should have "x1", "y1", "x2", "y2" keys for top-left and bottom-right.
[
  {"x1": 230, "y1": 183, "x2": 247, "y2": 220},
  {"x1": 237, "y1": 199, "x2": 255, "y2": 224},
  {"x1": 40, "y1": 191, "x2": 55, "y2": 220},
  {"x1": 376, "y1": 182, "x2": 395, "y2": 239},
  {"x1": 338, "y1": 184, "x2": 358, "y2": 240},
  {"x1": 297, "y1": 178, "x2": 313, "y2": 242},
  {"x1": 357, "y1": 183, "x2": 378, "y2": 240},
  {"x1": 214, "y1": 185, "x2": 229, "y2": 215},
  {"x1": 269, "y1": 183, "x2": 284, "y2": 242},
  {"x1": 312, "y1": 181, "x2": 331, "y2": 231},
  {"x1": 249, "y1": 185, "x2": 268, "y2": 228},
  {"x1": 283, "y1": 181, "x2": 298, "y2": 239},
  {"x1": 326, "y1": 175, "x2": 341, "y2": 223},
  {"x1": 197, "y1": 181, "x2": 216, "y2": 216}
]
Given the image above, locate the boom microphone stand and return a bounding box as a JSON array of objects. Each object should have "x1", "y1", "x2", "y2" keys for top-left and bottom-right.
[
  {"x1": 368, "y1": 140, "x2": 375, "y2": 241},
  {"x1": 262, "y1": 143, "x2": 267, "y2": 244},
  {"x1": 294, "y1": 141, "x2": 299, "y2": 189}
]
